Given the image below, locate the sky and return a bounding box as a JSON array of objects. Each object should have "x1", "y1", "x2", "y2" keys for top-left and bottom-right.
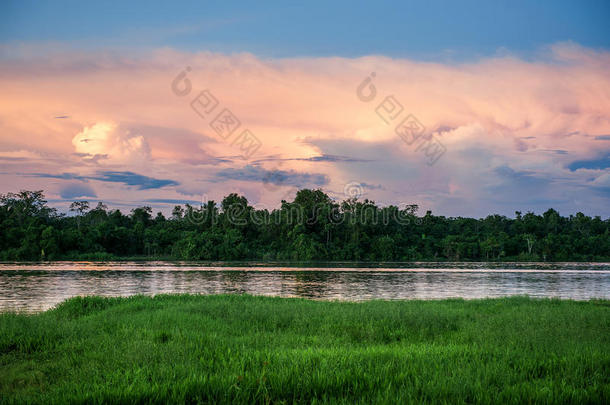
[{"x1": 1, "y1": 0, "x2": 609, "y2": 217}]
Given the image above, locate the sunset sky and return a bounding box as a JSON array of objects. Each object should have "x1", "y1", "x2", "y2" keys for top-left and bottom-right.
[{"x1": 1, "y1": 1, "x2": 609, "y2": 217}]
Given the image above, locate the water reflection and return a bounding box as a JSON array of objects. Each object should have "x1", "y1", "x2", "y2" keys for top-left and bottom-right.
[{"x1": 0, "y1": 262, "x2": 609, "y2": 312}]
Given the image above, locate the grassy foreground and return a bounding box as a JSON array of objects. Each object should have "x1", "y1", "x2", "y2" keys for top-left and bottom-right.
[{"x1": 0, "y1": 296, "x2": 608, "y2": 404}]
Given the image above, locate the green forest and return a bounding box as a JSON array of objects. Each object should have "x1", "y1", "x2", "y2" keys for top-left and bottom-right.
[{"x1": 1, "y1": 189, "x2": 609, "y2": 262}]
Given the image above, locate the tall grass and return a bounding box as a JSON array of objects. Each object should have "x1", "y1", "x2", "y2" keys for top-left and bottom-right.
[{"x1": 1, "y1": 295, "x2": 608, "y2": 404}]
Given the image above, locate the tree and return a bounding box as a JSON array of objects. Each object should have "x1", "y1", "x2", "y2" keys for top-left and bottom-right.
[
  {"x1": 70, "y1": 201, "x2": 90, "y2": 231},
  {"x1": 40, "y1": 226, "x2": 59, "y2": 259},
  {"x1": 523, "y1": 233, "x2": 536, "y2": 256},
  {"x1": 1, "y1": 190, "x2": 54, "y2": 224}
]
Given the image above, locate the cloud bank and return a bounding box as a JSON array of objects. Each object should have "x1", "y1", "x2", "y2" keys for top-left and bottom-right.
[{"x1": 0, "y1": 43, "x2": 609, "y2": 216}]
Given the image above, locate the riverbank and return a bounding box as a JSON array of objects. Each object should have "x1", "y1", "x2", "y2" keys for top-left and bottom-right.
[
  {"x1": 3, "y1": 259, "x2": 610, "y2": 269},
  {"x1": 1, "y1": 295, "x2": 608, "y2": 403}
]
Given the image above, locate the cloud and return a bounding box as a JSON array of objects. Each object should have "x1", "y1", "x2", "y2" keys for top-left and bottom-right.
[
  {"x1": 144, "y1": 198, "x2": 202, "y2": 205},
  {"x1": 589, "y1": 173, "x2": 610, "y2": 197},
  {"x1": 72, "y1": 122, "x2": 150, "y2": 163},
  {"x1": 92, "y1": 171, "x2": 179, "y2": 189},
  {"x1": 123, "y1": 124, "x2": 223, "y2": 164},
  {"x1": 30, "y1": 172, "x2": 87, "y2": 180},
  {"x1": 360, "y1": 182, "x2": 384, "y2": 190},
  {"x1": 73, "y1": 153, "x2": 109, "y2": 164},
  {"x1": 215, "y1": 165, "x2": 329, "y2": 187},
  {"x1": 567, "y1": 152, "x2": 610, "y2": 171},
  {"x1": 1, "y1": 43, "x2": 610, "y2": 216},
  {"x1": 0, "y1": 150, "x2": 44, "y2": 161},
  {"x1": 59, "y1": 183, "x2": 97, "y2": 199},
  {"x1": 493, "y1": 165, "x2": 549, "y2": 189},
  {"x1": 252, "y1": 154, "x2": 372, "y2": 164},
  {"x1": 28, "y1": 171, "x2": 179, "y2": 190},
  {"x1": 590, "y1": 173, "x2": 610, "y2": 188}
]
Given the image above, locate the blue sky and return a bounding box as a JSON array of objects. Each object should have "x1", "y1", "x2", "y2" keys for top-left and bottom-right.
[{"x1": 2, "y1": 1, "x2": 609, "y2": 58}]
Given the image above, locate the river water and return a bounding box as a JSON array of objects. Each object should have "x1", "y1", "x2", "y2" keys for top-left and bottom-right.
[{"x1": 1, "y1": 261, "x2": 609, "y2": 312}]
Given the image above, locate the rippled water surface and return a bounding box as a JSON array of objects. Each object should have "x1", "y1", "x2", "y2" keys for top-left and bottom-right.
[{"x1": 1, "y1": 262, "x2": 609, "y2": 312}]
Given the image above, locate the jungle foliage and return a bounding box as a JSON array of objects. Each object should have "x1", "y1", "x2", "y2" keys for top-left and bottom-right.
[{"x1": 1, "y1": 190, "x2": 609, "y2": 261}]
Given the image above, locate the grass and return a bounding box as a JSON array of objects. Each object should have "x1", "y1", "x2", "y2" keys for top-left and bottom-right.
[{"x1": 0, "y1": 295, "x2": 608, "y2": 404}]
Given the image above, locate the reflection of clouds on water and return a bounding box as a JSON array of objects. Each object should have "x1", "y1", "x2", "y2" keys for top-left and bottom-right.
[{"x1": 1, "y1": 263, "x2": 609, "y2": 312}]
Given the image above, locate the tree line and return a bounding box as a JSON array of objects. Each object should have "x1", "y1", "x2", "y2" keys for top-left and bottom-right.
[{"x1": 1, "y1": 190, "x2": 609, "y2": 261}]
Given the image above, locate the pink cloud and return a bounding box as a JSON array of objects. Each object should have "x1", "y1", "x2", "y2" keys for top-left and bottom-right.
[{"x1": 0, "y1": 43, "x2": 609, "y2": 215}]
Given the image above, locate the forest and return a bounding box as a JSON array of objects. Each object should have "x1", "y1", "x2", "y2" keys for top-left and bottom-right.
[{"x1": 1, "y1": 189, "x2": 609, "y2": 262}]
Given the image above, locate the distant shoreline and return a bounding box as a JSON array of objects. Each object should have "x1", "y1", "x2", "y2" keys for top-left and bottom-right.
[
  {"x1": 3, "y1": 190, "x2": 609, "y2": 262},
  {"x1": 2, "y1": 259, "x2": 610, "y2": 267}
]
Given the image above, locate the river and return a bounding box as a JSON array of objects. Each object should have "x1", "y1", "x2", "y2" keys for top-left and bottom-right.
[{"x1": 1, "y1": 261, "x2": 609, "y2": 312}]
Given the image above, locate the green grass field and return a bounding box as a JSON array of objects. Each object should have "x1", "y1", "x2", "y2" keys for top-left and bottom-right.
[{"x1": 1, "y1": 295, "x2": 608, "y2": 404}]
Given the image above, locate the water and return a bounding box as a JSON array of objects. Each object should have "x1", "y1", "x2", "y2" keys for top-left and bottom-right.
[{"x1": 1, "y1": 262, "x2": 609, "y2": 312}]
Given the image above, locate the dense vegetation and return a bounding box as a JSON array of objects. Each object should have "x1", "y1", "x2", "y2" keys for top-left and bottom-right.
[
  {"x1": 1, "y1": 190, "x2": 609, "y2": 261},
  {"x1": 0, "y1": 295, "x2": 608, "y2": 403}
]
